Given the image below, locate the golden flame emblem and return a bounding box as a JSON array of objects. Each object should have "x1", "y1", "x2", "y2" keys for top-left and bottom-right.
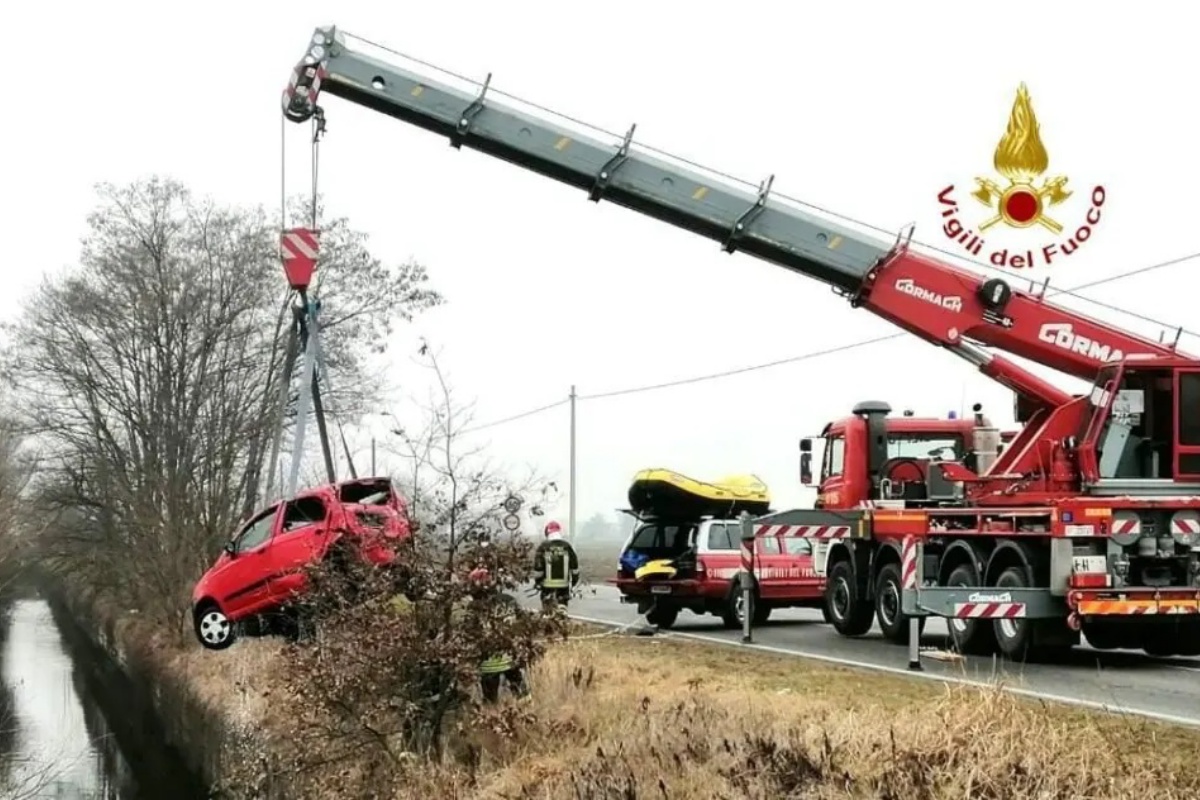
[{"x1": 970, "y1": 83, "x2": 1072, "y2": 233}]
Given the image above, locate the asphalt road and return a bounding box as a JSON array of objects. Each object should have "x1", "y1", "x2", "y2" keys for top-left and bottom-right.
[{"x1": 542, "y1": 582, "x2": 1200, "y2": 728}]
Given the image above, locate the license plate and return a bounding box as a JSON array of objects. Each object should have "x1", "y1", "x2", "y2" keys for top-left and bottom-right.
[{"x1": 650, "y1": 585, "x2": 672, "y2": 595}]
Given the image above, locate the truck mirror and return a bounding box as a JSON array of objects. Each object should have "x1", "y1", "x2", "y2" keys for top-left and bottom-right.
[
  {"x1": 800, "y1": 452, "x2": 813, "y2": 485},
  {"x1": 799, "y1": 438, "x2": 813, "y2": 453}
]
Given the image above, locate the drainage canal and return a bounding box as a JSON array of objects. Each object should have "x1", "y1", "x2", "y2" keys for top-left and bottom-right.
[{"x1": 0, "y1": 597, "x2": 208, "y2": 799}]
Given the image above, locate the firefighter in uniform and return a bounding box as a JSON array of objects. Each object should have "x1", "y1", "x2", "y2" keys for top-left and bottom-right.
[
  {"x1": 467, "y1": 565, "x2": 529, "y2": 703},
  {"x1": 533, "y1": 520, "x2": 580, "y2": 611}
]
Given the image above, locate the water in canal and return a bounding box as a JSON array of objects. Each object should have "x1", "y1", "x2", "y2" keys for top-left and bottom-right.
[{"x1": 0, "y1": 597, "x2": 206, "y2": 799}]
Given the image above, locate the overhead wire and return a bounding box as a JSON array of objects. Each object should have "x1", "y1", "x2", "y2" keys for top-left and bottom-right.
[
  {"x1": 460, "y1": 399, "x2": 571, "y2": 436},
  {"x1": 457, "y1": 246, "x2": 1200, "y2": 432},
  {"x1": 344, "y1": 29, "x2": 1200, "y2": 342}
]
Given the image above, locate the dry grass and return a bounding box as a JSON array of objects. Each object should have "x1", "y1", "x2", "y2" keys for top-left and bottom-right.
[
  {"x1": 396, "y1": 635, "x2": 1200, "y2": 799},
  {"x1": 101, "y1": 601, "x2": 1200, "y2": 799}
]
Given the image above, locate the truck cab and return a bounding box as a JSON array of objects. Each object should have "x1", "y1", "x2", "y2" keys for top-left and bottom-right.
[
  {"x1": 612, "y1": 515, "x2": 826, "y2": 629},
  {"x1": 800, "y1": 401, "x2": 1012, "y2": 509}
]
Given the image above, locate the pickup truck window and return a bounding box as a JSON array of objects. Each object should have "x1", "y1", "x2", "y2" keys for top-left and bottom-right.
[
  {"x1": 757, "y1": 536, "x2": 781, "y2": 555},
  {"x1": 782, "y1": 537, "x2": 813, "y2": 555},
  {"x1": 705, "y1": 524, "x2": 737, "y2": 551}
]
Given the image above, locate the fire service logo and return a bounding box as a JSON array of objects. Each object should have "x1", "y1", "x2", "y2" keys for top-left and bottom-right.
[{"x1": 936, "y1": 83, "x2": 1106, "y2": 269}]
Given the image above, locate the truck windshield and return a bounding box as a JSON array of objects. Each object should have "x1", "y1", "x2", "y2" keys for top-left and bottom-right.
[{"x1": 887, "y1": 435, "x2": 965, "y2": 461}]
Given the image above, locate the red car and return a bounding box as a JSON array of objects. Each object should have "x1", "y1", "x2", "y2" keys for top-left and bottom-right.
[
  {"x1": 611, "y1": 516, "x2": 827, "y2": 629},
  {"x1": 191, "y1": 477, "x2": 410, "y2": 650}
]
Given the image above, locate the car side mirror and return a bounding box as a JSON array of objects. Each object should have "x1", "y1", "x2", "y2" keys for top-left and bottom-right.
[
  {"x1": 223, "y1": 541, "x2": 236, "y2": 557},
  {"x1": 799, "y1": 438, "x2": 814, "y2": 485}
]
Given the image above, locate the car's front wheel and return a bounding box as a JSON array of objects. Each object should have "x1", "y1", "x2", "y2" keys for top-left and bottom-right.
[{"x1": 194, "y1": 602, "x2": 237, "y2": 651}]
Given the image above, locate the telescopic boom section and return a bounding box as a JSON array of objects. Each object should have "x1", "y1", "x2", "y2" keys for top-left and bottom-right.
[{"x1": 282, "y1": 28, "x2": 1185, "y2": 405}]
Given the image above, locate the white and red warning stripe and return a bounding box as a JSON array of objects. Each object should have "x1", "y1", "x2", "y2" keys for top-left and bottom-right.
[
  {"x1": 951, "y1": 602, "x2": 1027, "y2": 619},
  {"x1": 281, "y1": 62, "x2": 328, "y2": 113},
  {"x1": 753, "y1": 524, "x2": 851, "y2": 540},
  {"x1": 1111, "y1": 516, "x2": 1140, "y2": 536},
  {"x1": 901, "y1": 535, "x2": 918, "y2": 591},
  {"x1": 739, "y1": 538, "x2": 753, "y2": 573},
  {"x1": 1170, "y1": 515, "x2": 1200, "y2": 537},
  {"x1": 281, "y1": 228, "x2": 321, "y2": 261}
]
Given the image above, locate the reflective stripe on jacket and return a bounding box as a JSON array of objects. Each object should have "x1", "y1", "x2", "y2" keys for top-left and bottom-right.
[
  {"x1": 480, "y1": 654, "x2": 514, "y2": 673},
  {"x1": 535, "y1": 540, "x2": 578, "y2": 588}
]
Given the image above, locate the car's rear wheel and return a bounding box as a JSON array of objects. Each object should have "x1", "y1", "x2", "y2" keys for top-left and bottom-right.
[
  {"x1": 646, "y1": 603, "x2": 678, "y2": 629},
  {"x1": 194, "y1": 602, "x2": 236, "y2": 651}
]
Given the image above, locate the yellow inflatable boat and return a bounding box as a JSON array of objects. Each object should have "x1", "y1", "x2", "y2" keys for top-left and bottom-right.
[{"x1": 627, "y1": 468, "x2": 771, "y2": 519}]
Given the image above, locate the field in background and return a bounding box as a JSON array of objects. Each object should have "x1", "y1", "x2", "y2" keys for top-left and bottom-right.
[{"x1": 572, "y1": 537, "x2": 621, "y2": 583}]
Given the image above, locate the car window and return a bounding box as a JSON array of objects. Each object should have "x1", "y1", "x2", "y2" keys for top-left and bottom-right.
[
  {"x1": 282, "y1": 496, "x2": 327, "y2": 532},
  {"x1": 757, "y1": 536, "x2": 781, "y2": 555},
  {"x1": 629, "y1": 523, "x2": 695, "y2": 549},
  {"x1": 783, "y1": 537, "x2": 812, "y2": 555},
  {"x1": 705, "y1": 523, "x2": 737, "y2": 551},
  {"x1": 235, "y1": 507, "x2": 277, "y2": 553}
]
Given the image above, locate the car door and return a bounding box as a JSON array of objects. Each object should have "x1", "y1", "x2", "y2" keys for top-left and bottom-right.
[
  {"x1": 780, "y1": 536, "x2": 824, "y2": 595},
  {"x1": 754, "y1": 534, "x2": 793, "y2": 599},
  {"x1": 220, "y1": 504, "x2": 282, "y2": 617},
  {"x1": 265, "y1": 494, "x2": 331, "y2": 602}
]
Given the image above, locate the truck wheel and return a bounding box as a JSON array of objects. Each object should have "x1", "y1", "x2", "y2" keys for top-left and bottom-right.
[
  {"x1": 1082, "y1": 621, "x2": 1124, "y2": 650},
  {"x1": 721, "y1": 580, "x2": 755, "y2": 629},
  {"x1": 874, "y1": 563, "x2": 924, "y2": 645},
  {"x1": 992, "y1": 565, "x2": 1035, "y2": 661},
  {"x1": 646, "y1": 604, "x2": 678, "y2": 629},
  {"x1": 1177, "y1": 620, "x2": 1200, "y2": 657},
  {"x1": 825, "y1": 559, "x2": 873, "y2": 637},
  {"x1": 945, "y1": 563, "x2": 997, "y2": 655}
]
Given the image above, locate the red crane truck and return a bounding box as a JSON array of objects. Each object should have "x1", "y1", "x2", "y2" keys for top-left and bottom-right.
[{"x1": 281, "y1": 27, "x2": 1200, "y2": 660}]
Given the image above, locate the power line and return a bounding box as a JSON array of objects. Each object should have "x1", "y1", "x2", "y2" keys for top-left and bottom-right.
[
  {"x1": 578, "y1": 335, "x2": 898, "y2": 400},
  {"x1": 461, "y1": 246, "x2": 1200, "y2": 431},
  {"x1": 459, "y1": 398, "x2": 569, "y2": 436}
]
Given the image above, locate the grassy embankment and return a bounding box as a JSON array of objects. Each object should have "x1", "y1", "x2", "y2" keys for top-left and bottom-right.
[{"x1": 121, "y1": 607, "x2": 1200, "y2": 800}]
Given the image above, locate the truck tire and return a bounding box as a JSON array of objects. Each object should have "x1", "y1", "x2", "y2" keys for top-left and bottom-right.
[
  {"x1": 992, "y1": 565, "x2": 1036, "y2": 661},
  {"x1": 825, "y1": 559, "x2": 873, "y2": 637},
  {"x1": 945, "y1": 563, "x2": 997, "y2": 655},
  {"x1": 1178, "y1": 620, "x2": 1200, "y2": 657},
  {"x1": 874, "y1": 563, "x2": 924, "y2": 645}
]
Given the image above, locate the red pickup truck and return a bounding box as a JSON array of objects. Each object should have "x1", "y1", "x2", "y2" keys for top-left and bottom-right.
[{"x1": 611, "y1": 518, "x2": 827, "y2": 629}]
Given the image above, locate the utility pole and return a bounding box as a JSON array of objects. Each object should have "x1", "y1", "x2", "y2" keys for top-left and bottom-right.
[
  {"x1": 569, "y1": 385, "x2": 577, "y2": 540},
  {"x1": 371, "y1": 437, "x2": 377, "y2": 475}
]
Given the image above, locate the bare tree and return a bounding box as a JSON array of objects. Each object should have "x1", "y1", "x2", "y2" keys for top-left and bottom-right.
[
  {"x1": 1, "y1": 177, "x2": 441, "y2": 633},
  {"x1": 253, "y1": 346, "x2": 566, "y2": 800}
]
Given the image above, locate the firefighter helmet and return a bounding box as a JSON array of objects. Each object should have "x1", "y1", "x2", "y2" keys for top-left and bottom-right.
[{"x1": 544, "y1": 520, "x2": 562, "y2": 538}]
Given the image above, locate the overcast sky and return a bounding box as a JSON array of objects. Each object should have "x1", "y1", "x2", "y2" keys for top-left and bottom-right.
[{"x1": 8, "y1": 2, "x2": 1199, "y2": 528}]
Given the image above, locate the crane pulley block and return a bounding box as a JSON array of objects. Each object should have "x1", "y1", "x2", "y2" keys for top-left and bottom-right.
[{"x1": 281, "y1": 227, "x2": 321, "y2": 291}]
